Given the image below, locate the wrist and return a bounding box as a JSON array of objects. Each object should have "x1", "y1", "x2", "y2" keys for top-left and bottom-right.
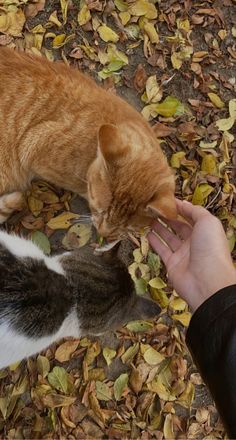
[{"x1": 194, "y1": 265, "x2": 236, "y2": 312}]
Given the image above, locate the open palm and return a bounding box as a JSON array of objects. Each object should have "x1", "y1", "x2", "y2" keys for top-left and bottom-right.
[{"x1": 148, "y1": 200, "x2": 236, "y2": 311}]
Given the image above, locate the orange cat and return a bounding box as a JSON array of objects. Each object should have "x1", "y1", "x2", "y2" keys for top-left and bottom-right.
[{"x1": 0, "y1": 47, "x2": 176, "y2": 238}]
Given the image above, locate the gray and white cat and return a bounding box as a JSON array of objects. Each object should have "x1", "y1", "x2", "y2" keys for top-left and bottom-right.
[{"x1": 0, "y1": 231, "x2": 160, "y2": 369}]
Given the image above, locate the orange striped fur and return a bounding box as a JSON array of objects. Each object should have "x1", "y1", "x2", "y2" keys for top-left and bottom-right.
[{"x1": 0, "y1": 48, "x2": 176, "y2": 237}]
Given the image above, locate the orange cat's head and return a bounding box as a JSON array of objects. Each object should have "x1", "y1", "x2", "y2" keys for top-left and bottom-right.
[{"x1": 87, "y1": 123, "x2": 177, "y2": 240}]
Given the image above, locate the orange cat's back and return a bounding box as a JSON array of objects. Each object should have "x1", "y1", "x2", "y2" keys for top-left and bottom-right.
[{"x1": 0, "y1": 47, "x2": 177, "y2": 232}]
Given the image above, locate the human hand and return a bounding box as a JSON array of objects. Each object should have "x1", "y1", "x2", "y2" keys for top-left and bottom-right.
[{"x1": 148, "y1": 200, "x2": 236, "y2": 312}]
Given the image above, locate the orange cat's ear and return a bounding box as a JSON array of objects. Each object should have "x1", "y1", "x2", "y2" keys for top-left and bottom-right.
[
  {"x1": 146, "y1": 191, "x2": 177, "y2": 220},
  {"x1": 98, "y1": 124, "x2": 128, "y2": 163}
]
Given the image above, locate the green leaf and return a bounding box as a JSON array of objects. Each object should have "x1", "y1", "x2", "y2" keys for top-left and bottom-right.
[
  {"x1": 147, "y1": 251, "x2": 161, "y2": 276},
  {"x1": 31, "y1": 231, "x2": 51, "y2": 255},
  {"x1": 48, "y1": 366, "x2": 69, "y2": 394},
  {"x1": 126, "y1": 320, "x2": 153, "y2": 332},
  {"x1": 114, "y1": 373, "x2": 129, "y2": 401}
]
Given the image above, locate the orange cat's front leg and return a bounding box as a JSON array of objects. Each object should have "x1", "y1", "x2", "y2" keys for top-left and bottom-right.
[{"x1": 0, "y1": 192, "x2": 25, "y2": 223}]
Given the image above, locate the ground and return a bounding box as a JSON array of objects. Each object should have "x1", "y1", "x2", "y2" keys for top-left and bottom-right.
[{"x1": 0, "y1": 0, "x2": 235, "y2": 438}]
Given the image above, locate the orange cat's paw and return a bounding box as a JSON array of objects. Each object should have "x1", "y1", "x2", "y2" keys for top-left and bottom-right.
[{"x1": 0, "y1": 192, "x2": 25, "y2": 223}]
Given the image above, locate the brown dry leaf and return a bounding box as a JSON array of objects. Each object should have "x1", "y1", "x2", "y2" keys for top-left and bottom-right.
[
  {"x1": 42, "y1": 394, "x2": 76, "y2": 408},
  {"x1": 55, "y1": 340, "x2": 80, "y2": 362},
  {"x1": 0, "y1": 9, "x2": 25, "y2": 36},
  {"x1": 25, "y1": 0, "x2": 46, "y2": 18}
]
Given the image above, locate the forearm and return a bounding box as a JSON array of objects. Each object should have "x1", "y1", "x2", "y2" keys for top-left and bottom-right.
[{"x1": 186, "y1": 285, "x2": 236, "y2": 438}]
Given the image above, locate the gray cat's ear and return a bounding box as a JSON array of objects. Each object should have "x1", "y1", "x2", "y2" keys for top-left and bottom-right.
[
  {"x1": 98, "y1": 124, "x2": 128, "y2": 164},
  {"x1": 131, "y1": 297, "x2": 161, "y2": 320}
]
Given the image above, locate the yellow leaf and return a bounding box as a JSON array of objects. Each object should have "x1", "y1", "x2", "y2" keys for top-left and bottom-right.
[
  {"x1": 98, "y1": 25, "x2": 119, "y2": 43},
  {"x1": 145, "y1": 75, "x2": 162, "y2": 103},
  {"x1": 151, "y1": 288, "x2": 169, "y2": 308},
  {"x1": 171, "y1": 52, "x2": 182, "y2": 69},
  {"x1": 219, "y1": 131, "x2": 233, "y2": 163},
  {"x1": 169, "y1": 297, "x2": 187, "y2": 312},
  {"x1": 60, "y1": 0, "x2": 69, "y2": 23},
  {"x1": 52, "y1": 33, "x2": 66, "y2": 48},
  {"x1": 78, "y1": 4, "x2": 91, "y2": 26},
  {"x1": 177, "y1": 381, "x2": 195, "y2": 408},
  {"x1": 199, "y1": 140, "x2": 217, "y2": 149},
  {"x1": 207, "y1": 92, "x2": 225, "y2": 109},
  {"x1": 163, "y1": 414, "x2": 175, "y2": 440},
  {"x1": 47, "y1": 212, "x2": 80, "y2": 230},
  {"x1": 218, "y1": 29, "x2": 227, "y2": 40},
  {"x1": 149, "y1": 277, "x2": 167, "y2": 289},
  {"x1": 129, "y1": 0, "x2": 157, "y2": 19},
  {"x1": 0, "y1": 9, "x2": 25, "y2": 37},
  {"x1": 192, "y1": 183, "x2": 214, "y2": 206},
  {"x1": 115, "y1": 0, "x2": 128, "y2": 12},
  {"x1": 216, "y1": 117, "x2": 235, "y2": 131},
  {"x1": 119, "y1": 11, "x2": 130, "y2": 25},
  {"x1": 229, "y1": 98, "x2": 236, "y2": 119},
  {"x1": 170, "y1": 151, "x2": 186, "y2": 168},
  {"x1": 176, "y1": 18, "x2": 190, "y2": 31},
  {"x1": 172, "y1": 312, "x2": 191, "y2": 327},
  {"x1": 28, "y1": 196, "x2": 43, "y2": 216},
  {"x1": 143, "y1": 22, "x2": 159, "y2": 44},
  {"x1": 201, "y1": 154, "x2": 218, "y2": 175},
  {"x1": 155, "y1": 96, "x2": 182, "y2": 117},
  {"x1": 49, "y1": 11, "x2": 62, "y2": 27},
  {"x1": 143, "y1": 347, "x2": 165, "y2": 365}
]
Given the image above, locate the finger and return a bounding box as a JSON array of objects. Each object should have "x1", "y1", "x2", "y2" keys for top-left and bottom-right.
[
  {"x1": 166, "y1": 219, "x2": 192, "y2": 240},
  {"x1": 151, "y1": 221, "x2": 182, "y2": 251},
  {"x1": 176, "y1": 199, "x2": 210, "y2": 224},
  {"x1": 148, "y1": 231, "x2": 173, "y2": 266}
]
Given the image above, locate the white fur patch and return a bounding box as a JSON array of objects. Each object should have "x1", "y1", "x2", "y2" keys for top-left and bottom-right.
[
  {"x1": 0, "y1": 309, "x2": 80, "y2": 369},
  {"x1": 0, "y1": 230, "x2": 64, "y2": 275}
]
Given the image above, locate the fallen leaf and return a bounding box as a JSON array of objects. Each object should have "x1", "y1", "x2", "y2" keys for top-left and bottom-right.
[
  {"x1": 47, "y1": 212, "x2": 80, "y2": 230},
  {"x1": 0, "y1": 9, "x2": 25, "y2": 37},
  {"x1": 55, "y1": 340, "x2": 79, "y2": 363},
  {"x1": 62, "y1": 223, "x2": 92, "y2": 249},
  {"x1": 121, "y1": 343, "x2": 139, "y2": 363},
  {"x1": 98, "y1": 25, "x2": 119, "y2": 43},
  {"x1": 48, "y1": 366, "x2": 69, "y2": 394},
  {"x1": 96, "y1": 381, "x2": 112, "y2": 401},
  {"x1": 201, "y1": 154, "x2": 218, "y2": 175},
  {"x1": 78, "y1": 5, "x2": 91, "y2": 26},
  {"x1": 42, "y1": 394, "x2": 76, "y2": 408},
  {"x1": 31, "y1": 231, "x2": 51, "y2": 255},
  {"x1": 103, "y1": 347, "x2": 116, "y2": 366},
  {"x1": 143, "y1": 347, "x2": 165, "y2": 365},
  {"x1": 126, "y1": 320, "x2": 153, "y2": 332},
  {"x1": 37, "y1": 355, "x2": 50, "y2": 378},
  {"x1": 207, "y1": 92, "x2": 224, "y2": 108},
  {"x1": 172, "y1": 312, "x2": 191, "y2": 327},
  {"x1": 149, "y1": 277, "x2": 167, "y2": 289},
  {"x1": 114, "y1": 373, "x2": 129, "y2": 400},
  {"x1": 163, "y1": 414, "x2": 175, "y2": 440},
  {"x1": 129, "y1": 0, "x2": 158, "y2": 19},
  {"x1": 192, "y1": 184, "x2": 214, "y2": 206}
]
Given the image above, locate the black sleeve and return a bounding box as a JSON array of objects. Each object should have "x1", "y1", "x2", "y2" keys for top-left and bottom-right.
[{"x1": 186, "y1": 285, "x2": 236, "y2": 439}]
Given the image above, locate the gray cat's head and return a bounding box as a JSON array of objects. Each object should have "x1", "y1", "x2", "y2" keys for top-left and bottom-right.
[{"x1": 62, "y1": 243, "x2": 161, "y2": 336}]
